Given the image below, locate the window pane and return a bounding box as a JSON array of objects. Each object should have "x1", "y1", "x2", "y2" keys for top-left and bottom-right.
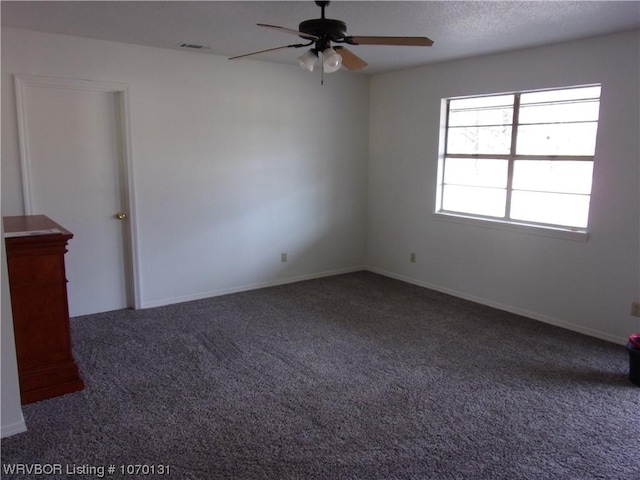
[
  {"x1": 510, "y1": 191, "x2": 590, "y2": 228},
  {"x1": 520, "y1": 86, "x2": 601, "y2": 105},
  {"x1": 447, "y1": 126, "x2": 512, "y2": 154},
  {"x1": 449, "y1": 107, "x2": 513, "y2": 127},
  {"x1": 513, "y1": 160, "x2": 593, "y2": 194},
  {"x1": 444, "y1": 158, "x2": 508, "y2": 188},
  {"x1": 519, "y1": 100, "x2": 600, "y2": 124},
  {"x1": 439, "y1": 84, "x2": 601, "y2": 230},
  {"x1": 450, "y1": 94, "x2": 514, "y2": 111},
  {"x1": 516, "y1": 122, "x2": 598, "y2": 155},
  {"x1": 442, "y1": 185, "x2": 506, "y2": 217}
]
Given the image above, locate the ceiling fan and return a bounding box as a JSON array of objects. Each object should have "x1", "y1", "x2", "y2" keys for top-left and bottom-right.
[{"x1": 229, "y1": 0, "x2": 433, "y2": 73}]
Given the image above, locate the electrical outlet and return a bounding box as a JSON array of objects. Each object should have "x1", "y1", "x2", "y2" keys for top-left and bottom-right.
[
  {"x1": 631, "y1": 301, "x2": 640, "y2": 317},
  {"x1": 410, "y1": 252, "x2": 416, "y2": 263},
  {"x1": 281, "y1": 252, "x2": 288, "y2": 263}
]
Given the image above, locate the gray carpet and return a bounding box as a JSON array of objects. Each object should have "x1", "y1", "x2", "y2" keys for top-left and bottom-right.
[{"x1": 2, "y1": 272, "x2": 638, "y2": 479}]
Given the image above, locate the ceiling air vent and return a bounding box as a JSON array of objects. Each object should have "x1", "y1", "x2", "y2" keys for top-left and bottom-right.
[{"x1": 178, "y1": 43, "x2": 211, "y2": 51}]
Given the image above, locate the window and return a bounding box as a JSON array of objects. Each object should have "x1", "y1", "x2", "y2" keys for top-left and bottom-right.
[{"x1": 437, "y1": 85, "x2": 601, "y2": 231}]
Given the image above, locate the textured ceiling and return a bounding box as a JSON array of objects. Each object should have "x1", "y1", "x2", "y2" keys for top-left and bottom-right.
[{"x1": 2, "y1": 1, "x2": 639, "y2": 74}]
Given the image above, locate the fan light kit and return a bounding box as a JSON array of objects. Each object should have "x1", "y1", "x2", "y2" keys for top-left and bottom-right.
[{"x1": 229, "y1": 0, "x2": 433, "y2": 80}]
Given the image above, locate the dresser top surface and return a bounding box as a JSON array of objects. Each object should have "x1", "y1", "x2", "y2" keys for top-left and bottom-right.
[{"x1": 3, "y1": 215, "x2": 72, "y2": 239}]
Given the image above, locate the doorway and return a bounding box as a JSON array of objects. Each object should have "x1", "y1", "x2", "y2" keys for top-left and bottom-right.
[{"x1": 14, "y1": 75, "x2": 139, "y2": 316}]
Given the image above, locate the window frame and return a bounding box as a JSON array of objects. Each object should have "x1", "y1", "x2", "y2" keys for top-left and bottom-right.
[{"x1": 435, "y1": 84, "x2": 601, "y2": 239}]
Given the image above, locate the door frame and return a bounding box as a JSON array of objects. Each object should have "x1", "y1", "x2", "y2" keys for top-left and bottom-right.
[{"x1": 14, "y1": 74, "x2": 141, "y2": 310}]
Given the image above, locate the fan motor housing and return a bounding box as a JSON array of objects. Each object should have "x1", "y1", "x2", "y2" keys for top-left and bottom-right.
[{"x1": 298, "y1": 18, "x2": 346, "y2": 42}]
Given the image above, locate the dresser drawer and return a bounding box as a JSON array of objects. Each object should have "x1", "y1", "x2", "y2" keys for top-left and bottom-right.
[{"x1": 8, "y1": 254, "x2": 67, "y2": 286}]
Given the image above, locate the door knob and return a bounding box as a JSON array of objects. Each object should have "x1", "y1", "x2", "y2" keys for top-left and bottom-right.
[{"x1": 115, "y1": 212, "x2": 127, "y2": 220}]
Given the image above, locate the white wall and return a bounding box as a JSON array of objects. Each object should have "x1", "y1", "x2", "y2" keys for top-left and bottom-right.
[
  {"x1": 1, "y1": 28, "x2": 370, "y2": 308},
  {"x1": 1, "y1": 231, "x2": 26, "y2": 438},
  {"x1": 367, "y1": 30, "x2": 640, "y2": 344}
]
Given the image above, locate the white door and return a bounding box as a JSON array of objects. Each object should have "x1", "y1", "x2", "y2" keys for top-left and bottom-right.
[{"x1": 17, "y1": 79, "x2": 133, "y2": 317}]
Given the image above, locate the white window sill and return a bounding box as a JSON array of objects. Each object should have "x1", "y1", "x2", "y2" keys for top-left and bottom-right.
[{"x1": 433, "y1": 212, "x2": 589, "y2": 242}]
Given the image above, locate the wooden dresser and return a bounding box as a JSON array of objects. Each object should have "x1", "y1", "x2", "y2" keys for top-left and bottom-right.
[{"x1": 3, "y1": 215, "x2": 84, "y2": 404}]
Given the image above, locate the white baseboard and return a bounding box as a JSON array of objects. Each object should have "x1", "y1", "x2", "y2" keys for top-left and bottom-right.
[
  {"x1": 141, "y1": 266, "x2": 367, "y2": 309},
  {"x1": 139, "y1": 265, "x2": 626, "y2": 345},
  {"x1": 1, "y1": 418, "x2": 27, "y2": 438},
  {"x1": 366, "y1": 266, "x2": 628, "y2": 346}
]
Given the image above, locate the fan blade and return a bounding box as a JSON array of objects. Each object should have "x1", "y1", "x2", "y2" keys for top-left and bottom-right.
[
  {"x1": 257, "y1": 23, "x2": 319, "y2": 41},
  {"x1": 229, "y1": 44, "x2": 304, "y2": 60},
  {"x1": 346, "y1": 36, "x2": 433, "y2": 47},
  {"x1": 334, "y1": 47, "x2": 368, "y2": 71}
]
